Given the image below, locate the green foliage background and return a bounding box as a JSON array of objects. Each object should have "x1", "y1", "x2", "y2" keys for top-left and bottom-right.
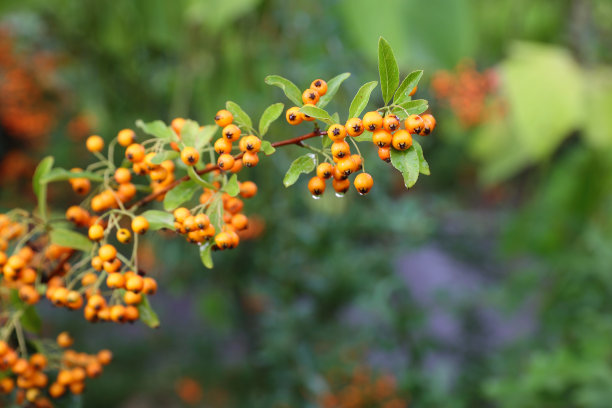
[{"x1": 1, "y1": 0, "x2": 612, "y2": 407}]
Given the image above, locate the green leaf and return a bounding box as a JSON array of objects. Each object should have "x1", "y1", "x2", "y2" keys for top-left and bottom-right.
[
  {"x1": 283, "y1": 154, "x2": 316, "y2": 187},
  {"x1": 394, "y1": 70, "x2": 423, "y2": 104},
  {"x1": 299, "y1": 106, "x2": 334, "y2": 126},
  {"x1": 353, "y1": 133, "x2": 373, "y2": 143},
  {"x1": 140, "y1": 210, "x2": 174, "y2": 231},
  {"x1": 32, "y1": 156, "x2": 54, "y2": 220},
  {"x1": 136, "y1": 119, "x2": 177, "y2": 142},
  {"x1": 226, "y1": 101, "x2": 253, "y2": 130},
  {"x1": 261, "y1": 140, "x2": 276, "y2": 155},
  {"x1": 138, "y1": 294, "x2": 160, "y2": 328},
  {"x1": 348, "y1": 81, "x2": 378, "y2": 119},
  {"x1": 391, "y1": 99, "x2": 429, "y2": 120},
  {"x1": 378, "y1": 37, "x2": 400, "y2": 104},
  {"x1": 318, "y1": 73, "x2": 351, "y2": 108},
  {"x1": 264, "y1": 75, "x2": 303, "y2": 106},
  {"x1": 179, "y1": 119, "x2": 201, "y2": 148},
  {"x1": 10, "y1": 290, "x2": 42, "y2": 334},
  {"x1": 322, "y1": 136, "x2": 332, "y2": 148},
  {"x1": 223, "y1": 174, "x2": 240, "y2": 197},
  {"x1": 199, "y1": 241, "x2": 214, "y2": 269},
  {"x1": 206, "y1": 196, "x2": 224, "y2": 234},
  {"x1": 258, "y1": 103, "x2": 284, "y2": 137},
  {"x1": 196, "y1": 125, "x2": 218, "y2": 150},
  {"x1": 390, "y1": 146, "x2": 420, "y2": 188},
  {"x1": 151, "y1": 151, "x2": 179, "y2": 165},
  {"x1": 163, "y1": 179, "x2": 199, "y2": 211},
  {"x1": 187, "y1": 166, "x2": 216, "y2": 189},
  {"x1": 49, "y1": 228, "x2": 93, "y2": 252},
  {"x1": 413, "y1": 140, "x2": 430, "y2": 175},
  {"x1": 41, "y1": 168, "x2": 104, "y2": 183},
  {"x1": 331, "y1": 112, "x2": 340, "y2": 124}
]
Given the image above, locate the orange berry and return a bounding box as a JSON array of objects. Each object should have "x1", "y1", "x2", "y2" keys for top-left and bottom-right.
[
  {"x1": 181, "y1": 147, "x2": 200, "y2": 166},
  {"x1": 86, "y1": 135, "x2": 104, "y2": 153},
  {"x1": 350, "y1": 154, "x2": 363, "y2": 171},
  {"x1": 230, "y1": 158, "x2": 243, "y2": 173},
  {"x1": 332, "y1": 178, "x2": 351, "y2": 195},
  {"x1": 114, "y1": 167, "x2": 131, "y2": 184},
  {"x1": 286, "y1": 107, "x2": 303, "y2": 125},
  {"x1": 308, "y1": 176, "x2": 326, "y2": 197},
  {"x1": 391, "y1": 129, "x2": 413, "y2": 151},
  {"x1": 372, "y1": 129, "x2": 392, "y2": 148},
  {"x1": 363, "y1": 111, "x2": 383, "y2": 131},
  {"x1": 239, "y1": 181, "x2": 257, "y2": 198},
  {"x1": 310, "y1": 79, "x2": 327, "y2": 96},
  {"x1": 222, "y1": 124, "x2": 241, "y2": 142},
  {"x1": 173, "y1": 207, "x2": 191, "y2": 223},
  {"x1": 88, "y1": 294, "x2": 106, "y2": 311},
  {"x1": 117, "y1": 129, "x2": 136, "y2": 147},
  {"x1": 241, "y1": 135, "x2": 261, "y2": 153},
  {"x1": 49, "y1": 382, "x2": 65, "y2": 398},
  {"x1": 131, "y1": 216, "x2": 149, "y2": 234},
  {"x1": 302, "y1": 88, "x2": 320, "y2": 105},
  {"x1": 327, "y1": 124, "x2": 346, "y2": 142},
  {"x1": 56, "y1": 332, "x2": 73, "y2": 348},
  {"x1": 125, "y1": 305, "x2": 139, "y2": 321},
  {"x1": 331, "y1": 141, "x2": 351, "y2": 161},
  {"x1": 336, "y1": 157, "x2": 357, "y2": 176},
  {"x1": 110, "y1": 305, "x2": 126, "y2": 323},
  {"x1": 214, "y1": 232, "x2": 232, "y2": 250},
  {"x1": 142, "y1": 277, "x2": 158, "y2": 295},
  {"x1": 420, "y1": 113, "x2": 436, "y2": 136},
  {"x1": 19, "y1": 285, "x2": 40, "y2": 305},
  {"x1": 383, "y1": 115, "x2": 400, "y2": 132},
  {"x1": 231, "y1": 213, "x2": 249, "y2": 230},
  {"x1": 214, "y1": 109, "x2": 233, "y2": 127},
  {"x1": 354, "y1": 173, "x2": 374, "y2": 195},
  {"x1": 88, "y1": 224, "x2": 104, "y2": 241},
  {"x1": 29, "y1": 354, "x2": 47, "y2": 370},
  {"x1": 405, "y1": 114, "x2": 424, "y2": 134},
  {"x1": 97, "y1": 350, "x2": 113, "y2": 365},
  {"x1": 106, "y1": 273, "x2": 125, "y2": 289},
  {"x1": 125, "y1": 275, "x2": 144, "y2": 292},
  {"x1": 345, "y1": 118, "x2": 364, "y2": 137},
  {"x1": 125, "y1": 143, "x2": 145, "y2": 163},
  {"x1": 0, "y1": 377, "x2": 14, "y2": 394},
  {"x1": 242, "y1": 151, "x2": 259, "y2": 168},
  {"x1": 116, "y1": 228, "x2": 132, "y2": 243},
  {"x1": 217, "y1": 154, "x2": 235, "y2": 171},
  {"x1": 171, "y1": 118, "x2": 186, "y2": 135},
  {"x1": 214, "y1": 138, "x2": 233, "y2": 155},
  {"x1": 317, "y1": 162, "x2": 333, "y2": 179},
  {"x1": 98, "y1": 244, "x2": 117, "y2": 262}
]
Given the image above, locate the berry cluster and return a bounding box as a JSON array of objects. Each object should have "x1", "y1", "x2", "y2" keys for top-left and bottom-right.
[{"x1": 0, "y1": 333, "x2": 111, "y2": 407}]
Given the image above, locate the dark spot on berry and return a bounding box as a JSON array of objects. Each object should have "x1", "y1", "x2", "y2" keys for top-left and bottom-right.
[{"x1": 315, "y1": 80, "x2": 321, "y2": 87}]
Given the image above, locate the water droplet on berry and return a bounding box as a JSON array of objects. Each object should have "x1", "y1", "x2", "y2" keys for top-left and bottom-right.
[
  {"x1": 335, "y1": 192, "x2": 345, "y2": 198},
  {"x1": 311, "y1": 195, "x2": 321, "y2": 200}
]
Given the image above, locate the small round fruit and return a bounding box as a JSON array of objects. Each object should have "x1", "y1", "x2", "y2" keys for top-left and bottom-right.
[
  {"x1": 316, "y1": 162, "x2": 333, "y2": 179},
  {"x1": 171, "y1": 118, "x2": 185, "y2": 135},
  {"x1": 332, "y1": 178, "x2": 351, "y2": 195},
  {"x1": 86, "y1": 135, "x2": 104, "y2": 153},
  {"x1": 131, "y1": 216, "x2": 149, "y2": 234},
  {"x1": 372, "y1": 129, "x2": 392, "y2": 148},
  {"x1": 420, "y1": 114, "x2": 436, "y2": 136},
  {"x1": 331, "y1": 141, "x2": 351, "y2": 160},
  {"x1": 214, "y1": 138, "x2": 233, "y2": 155},
  {"x1": 117, "y1": 129, "x2": 136, "y2": 147},
  {"x1": 241, "y1": 135, "x2": 261, "y2": 152},
  {"x1": 363, "y1": 111, "x2": 383, "y2": 131},
  {"x1": 383, "y1": 115, "x2": 400, "y2": 132},
  {"x1": 405, "y1": 114, "x2": 424, "y2": 134},
  {"x1": 88, "y1": 224, "x2": 104, "y2": 241},
  {"x1": 217, "y1": 154, "x2": 235, "y2": 171},
  {"x1": 116, "y1": 228, "x2": 132, "y2": 243},
  {"x1": 222, "y1": 124, "x2": 241, "y2": 142},
  {"x1": 308, "y1": 176, "x2": 326, "y2": 197},
  {"x1": 114, "y1": 168, "x2": 131, "y2": 184},
  {"x1": 214, "y1": 109, "x2": 233, "y2": 127},
  {"x1": 336, "y1": 157, "x2": 357, "y2": 176},
  {"x1": 391, "y1": 130, "x2": 413, "y2": 151},
  {"x1": 327, "y1": 124, "x2": 346, "y2": 142},
  {"x1": 125, "y1": 143, "x2": 145, "y2": 163},
  {"x1": 345, "y1": 118, "x2": 364, "y2": 137},
  {"x1": 181, "y1": 147, "x2": 200, "y2": 166},
  {"x1": 378, "y1": 146, "x2": 391, "y2": 162},
  {"x1": 354, "y1": 173, "x2": 374, "y2": 195},
  {"x1": 286, "y1": 107, "x2": 303, "y2": 125},
  {"x1": 239, "y1": 181, "x2": 258, "y2": 198},
  {"x1": 302, "y1": 88, "x2": 320, "y2": 105},
  {"x1": 242, "y1": 151, "x2": 259, "y2": 167},
  {"x1": 98, "y1": 244, "x2": 117, "y2": 262},
  {"x1": 173, "y1": 207, "x2": 191, "y2": 223},
  {"x1": 310, "y1": 79, "x2": 327, "y2": 96}
]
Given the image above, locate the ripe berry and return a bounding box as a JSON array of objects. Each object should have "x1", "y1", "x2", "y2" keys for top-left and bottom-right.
[
  {"x1": 372, "y1": 129, "x2": 392, "y2": 148},
  {"x1": 332, "y1": 178, "x2": 351, "y2": 195},
  {"x1": 124, "y1": 291, "x2": 142, "y2": 305},
  {"x1": 125, "y1": 143, "x2": 145, "y2": 163},
  {"x1": 354, "y1": 173, "x2": 374, "y2": 195},
  {"x1": 215, "y1": 232, "x2": 232, "y2": 249},
  {"x1": 222, "y1": 124, "x2": 241, "y2": 142},
  {"x1": 214, "y1": 138, "x2": 233, "y2": 154},
  {"x1": 117, "y1": 129, "x2": 135, "y2": 147},
  {"x1": 98, "y1": 244, "x2": 117, "y2": 262},
  {"x1": 230, "y1": 158, "x2": 243, "y2": 173},
  {"x1": 332, "y1": 165, "x2": 348, "y2": 181},
  {"x1": 88, "y1": 224, "x2": 104, "y2": 241},
  {"x1": 171, "y1": 118, "x2": 185, "y2": 135},
  {"x1": 392, "y1": 130, "x2": 413, "y2": 150},
  {"x1": 106, "y1": 273, "x2": 125, "y2": 289},
  {"x1": 420, "y1": 113, "x2": 436, "y2": 135},
  {"x1": 331, "y1": 140, "x2": 351, "y2": 161},
  {"x1": 142, "y1": 277, "x2": 158, "y2": 295},
  {"x1": 217, "y1": 153, "x2": 235, "y2": 170},
  {"x1": 181, "y1": 147, "x2": 200, "y2": 166},
  {"x1": 308, "y1": 176, "x2": 326, "y2": 197},
  {"x1": 317, "y1": 162, "x2": 333, "y2": 179},
  {"x1": 378, "y1": 146, "x2": 391, "y2": 162},
  {"x1": 114, "y1": 168, "x2": 131, "y2": 184},
  {"x1": 405, "y1": 114, "x2": 424, "y2": 134},
  {"x1": 327, "y1": 124, "x2": 346, "y2": 142},
  {"x1": 336, "y1": 157, "x2": 357, "y2": 176},
  {"x1": 126, "y1": 275, "x2": 144, "y2": 292},
  {"x1": 86, "y1": 135, "x2": 104, "y2": 153},
  {"x1": 57, "y1": 332, "x2": 73, "y2": 348},
  {"x1": 286, "y1": 107, "x2": 303, "y2": 125},
  {"x1": 231, "y1": 213, "x2": 248, "y2": 230},
  {"x1": 173, "y1": 207, "x2": 191, "y2": 223},
  {"x1": 242, "y1": 151, "x2": 259, "y2": 167},
  {"x1": 310, "y1": 79, "x2": 327, "y2": 96},
  {"x1": 301, "y1": 104, "x2": 317, "y2": 122},
  {"x1": 194, "y1": 214, "x2": 210, "y2": 229},
  {"x1": 131, "y1": 216, "x2": 149, "y2": 234},
  {"x1": 302, "y1": 88, "x2": 320, "y2": 105},
  {"x1": 239, "y1": 181, "x2": 257, "y2": 198},
  {"x1": 383, "y1": 115, "x2": 400, "y2": 132},
  {"x1": 214, "y1": 109, "x2": 233, "y2": 127},
  {"x1": 116, "y1": 228, "x2": 132, "y2": 243},
  {"x1": 241, "y1": 135, "x2": 261, "y2": 152},
  {"x1": 351, "y1": 154, "x2": 363, "y2": 171},
  {"x1": 110, "y1": 305, "x2": 126, "y2": 323},
  {"x1": 363, "y1": 111, "x2": 383, "y2": 131},
  {"x1": 345, "y1": 118, "x2": 364, "y2": 137}
]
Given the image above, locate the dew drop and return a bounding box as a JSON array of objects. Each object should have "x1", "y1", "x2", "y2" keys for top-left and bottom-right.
[
  {"x1": 335, "y1": 192, "x2": 345, "y2": 198},
  {"x1": 311, "y1": 195, "x2": 321, "y2": 200}
]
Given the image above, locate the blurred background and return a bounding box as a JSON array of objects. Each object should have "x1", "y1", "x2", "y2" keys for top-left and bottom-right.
[{"x1": 1, "y1": 0, "x2": 612, "y2": 407}]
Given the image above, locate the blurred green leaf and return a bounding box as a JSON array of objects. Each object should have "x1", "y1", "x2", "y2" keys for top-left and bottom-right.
[
  {"x1": 265, "y1": 75, "x2": 302, "y2": 106},
  {"x1": 390, "y1": 146, "x2": 420, "y2": 188},
  {"x1": 223, "y1": 174, "x2": 240, "y2": 196},
  {"x1": 138, "y1": 294, "x2": 160, "y2": 328},
  {"x1": 318, "y1": 73, "x2": 351, "y2": 108},
  {"x1": 151, "y1": 151, "x2": 179, "y2": 165},
  {"x1": 10, "y1": 290, "x2": 42, "y2": 334},
  {"x1": 394, "y1": 70, "x2": 423, "y2": 104},
  {"x1": 353, "y1": 133, "x2": 373, "y2": 143},
  {"x1": 283, "y1": 154, "x2": 316, "y2": 187},
  {"x1": 349, "y1": 81, "x2": 378, "y2": 119},
  {"x1": 163, "y1": 180, "x2": 199, "y2": 211},
  {"x1": 261, "y1": 140, "x2": 276, "y2": 155},
  {"x1": 206, "y1": 195, "x2": 224, "y2": 234},
  {"x1": 32, "y1": 156, "x2": 53, "y2": 220},
  {"x1": 41, "y1": 168, "x2": 103, "y2": 183},
  {"x1": 391, "y1": 99, "x2": 429, "y2": 120},
  {"x1": 299, "y1": 106, "x2": 334, "y2": 126},
  {"x1": 141, "y1": 210, "x2": 174, "y2": 231},
  {"x1": 259, "y1": 103, "x2": 284, "y2": 137},
  {"x1": 199, "y1": 241, "x2": 213, "y2": 269},
  {"x1": 413, "y1": 140, "x2": 430, "y2": 175},
  {"x1": 179, "y1": 119, "x2": 201, "y2": 148},
  {"x1": 378, "y1": 37, "x2": 399, "y2": 104},
  {"x1": 136, "y1": 119, "x2": 176, "y2": 142},
  {"x1": 226, "y1": 101, "x2": 253, "y2": 130},
  {"x1": 50, "y1": 228, "x2": 93, "y2": 252}
]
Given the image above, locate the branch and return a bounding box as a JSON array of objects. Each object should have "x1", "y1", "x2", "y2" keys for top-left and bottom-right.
[{"x1": 130, "y1": 130, "x2": 326, "y2": 209}]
